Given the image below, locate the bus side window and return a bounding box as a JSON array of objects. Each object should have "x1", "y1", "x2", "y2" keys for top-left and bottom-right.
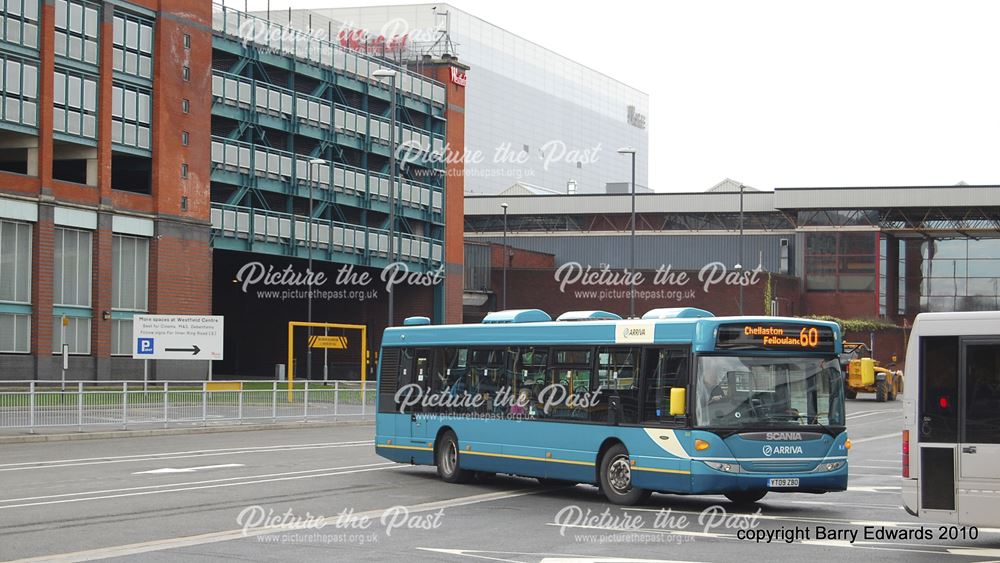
[
  {"x1": 598, "y1": 347, "x2": 640, "y2": 424},
  {"x1": 547, "y1": 348, "x2": 593, "y2": 420},
  {"x1": 442, "y1": 347, "x2": 471, "y2": 413},
  {"x1": 641, "y1": 348, "x2": 689, "y2": 424}
]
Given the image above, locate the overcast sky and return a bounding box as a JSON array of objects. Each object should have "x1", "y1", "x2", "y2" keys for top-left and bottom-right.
[{"x1": 239, "y1": 0, "x2": 1000, "y2": 192}]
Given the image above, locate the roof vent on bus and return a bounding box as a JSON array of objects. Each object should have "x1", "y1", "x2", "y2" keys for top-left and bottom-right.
[
  {"x1": 403, "y1": 316, "x2": 431, "y2": 326},
  {"x1": 481, "y1": 309, "x2": 552, "y2": 324},
  {"x1": 642, "y1": 307, "x2": 714, "y2": 320},
  {"x1": 555, "y1": 310, "x2": 623, "y2": 322}
]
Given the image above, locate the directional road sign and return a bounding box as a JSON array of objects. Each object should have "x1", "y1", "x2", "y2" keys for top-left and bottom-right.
[{"x1": 132, "y1": 315, "x2": 224, "y2": 360}]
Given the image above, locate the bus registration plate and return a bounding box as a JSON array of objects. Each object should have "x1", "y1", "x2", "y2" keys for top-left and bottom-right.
[{"x1": 768, "y1": 478, "x2": 799, "y2": 488}]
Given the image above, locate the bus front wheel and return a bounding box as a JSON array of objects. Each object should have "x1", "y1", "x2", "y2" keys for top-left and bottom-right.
[
  {"x1": 599, "y1": 444, "x2": 651, "y2": 505},
  {"x1": 436, "y1": 431, "x2": 472, "y2": 484},
  {"x1": 725, "y1": 490, "x2": 767, "y2": 504}
]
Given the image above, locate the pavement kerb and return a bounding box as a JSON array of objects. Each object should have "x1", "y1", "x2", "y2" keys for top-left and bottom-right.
[{"x1": 0, "y1": 419, "x2": 375, "y2": 444}]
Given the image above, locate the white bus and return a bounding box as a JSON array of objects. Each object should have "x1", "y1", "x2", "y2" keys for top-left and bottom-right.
[{"x1": 902, "y1": 311, "x2": 1000, "y2": 527}]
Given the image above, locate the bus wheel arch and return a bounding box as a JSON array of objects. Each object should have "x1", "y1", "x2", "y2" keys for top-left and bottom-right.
[
  {"x1": 596, "y1": 439, "x2": 652, "y2": 505},
  {"x1": 595, "y1": 438, "x2": 625, "y2": 485},
  {"x1": 434, "y1": 427, "x2": 472, "y2": 483}
]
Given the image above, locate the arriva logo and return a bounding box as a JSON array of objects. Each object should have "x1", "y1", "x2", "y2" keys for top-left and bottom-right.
[
  {"x1": 762, "y1": 445, "x2": 803, "y2": 456},
  {"x1": 622, "y1": 327, "x2": 647, "y2": 338},
  {"x1": 765, "y1": 432, "x2": 803, "y2": 441}
]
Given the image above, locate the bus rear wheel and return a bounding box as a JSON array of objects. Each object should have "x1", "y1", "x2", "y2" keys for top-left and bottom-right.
[
  {"x1": 436, "y1": 430, "x2": 472, "y2": 484},
  {"x1": 599, "y1": 443, "x2": 651, "y2": 505},
  {"x1": 725, "y1": 490, "x2": 767, "y2": 505}
]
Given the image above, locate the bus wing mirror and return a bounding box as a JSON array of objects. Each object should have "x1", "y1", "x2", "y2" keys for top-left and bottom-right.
[{"x1": 669, "y1": 387, "x2": 687, "y2": 416}]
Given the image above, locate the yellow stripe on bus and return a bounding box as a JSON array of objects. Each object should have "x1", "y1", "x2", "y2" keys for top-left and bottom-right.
[
  {"x1": 377, "y1": 444, "x2": 434, "y2": 452},
  {"x1": 632, "y1": 466, "x2": 691, "y2": 475},
  {"x1": 460, "y1": 450, "x2": 593, "y2": 466},
  {"x1": 378, "y1": 443, "x2": 691, "y2": 475}
]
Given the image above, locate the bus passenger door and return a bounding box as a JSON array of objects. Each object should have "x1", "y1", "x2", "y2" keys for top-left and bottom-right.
[
  {"x1": 958, "y1": 339, "x2": 1000, "y2": 525},
  {"x1": 394, "y1": 348, "x2": 431, "y2": 444}
]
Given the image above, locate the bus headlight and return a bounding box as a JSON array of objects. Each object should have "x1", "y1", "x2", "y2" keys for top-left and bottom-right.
[
  {"x1": 812, "y1": 461, "x2": 846, "y2": 472},
  {"x1": 705, "y1": 461, "x2": 742, "y2": 473}
]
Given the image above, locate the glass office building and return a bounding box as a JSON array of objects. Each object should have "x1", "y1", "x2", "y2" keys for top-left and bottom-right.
[{"x1": 279, "y1": 4, "x2": 649, "y2": 195}]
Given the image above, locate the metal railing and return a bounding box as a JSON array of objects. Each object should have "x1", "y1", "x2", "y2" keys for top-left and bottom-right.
[{"x1": 0, "y1": 381, "x2": 375, "y2": 433}]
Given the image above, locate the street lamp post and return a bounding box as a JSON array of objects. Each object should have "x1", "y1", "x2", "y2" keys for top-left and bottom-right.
[
  {"x1": 617, "y1": 147, "x2": 637, "y2": 318},
  {"x1": 373, "y1": 68, "x2": 398, "y2": 327},
  {"x1": 306, "y1": 157, "x2": 324, "y2": 382},
  {"x1": 737, "y1": 183, "x2": 745, "y2": 315},
  {"x1": 501, "y1": 202, "x2": 508, "y2": 310}
]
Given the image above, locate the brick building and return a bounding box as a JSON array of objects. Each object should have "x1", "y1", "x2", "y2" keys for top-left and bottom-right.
[
  {"x1": 0, "y1": 0, "x2": 213, "y2": 380},
  {"x1": 0, "y1": 2, "x2": 467, "y2": 380}
]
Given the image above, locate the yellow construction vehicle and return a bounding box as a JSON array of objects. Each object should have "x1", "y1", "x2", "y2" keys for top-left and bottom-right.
[{"x1": 840, "y1": 342, "x2": 903, "y2": 401}]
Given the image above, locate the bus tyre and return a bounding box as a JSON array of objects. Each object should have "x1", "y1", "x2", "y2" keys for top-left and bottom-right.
[
  {"x1": 875, "y1": 380, "x2": 889, "y2": 402},
  {"x1": 599, "y1": 444, "x2": 651, "y2": 506},
  {"x1": 725, "y1": 490, "x2": 767, "y2": 505},
  {"x1": 436, "y1": 431, "x2": 472, "y2": 484},
  {"x1": 845, "y1": 389, "x2": 858, "y2": 400}
]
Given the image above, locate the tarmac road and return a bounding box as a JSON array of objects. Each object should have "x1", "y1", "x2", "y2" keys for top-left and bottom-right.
[{"x1": 2, "y1": 396, "x2": 998, "y2": 562}]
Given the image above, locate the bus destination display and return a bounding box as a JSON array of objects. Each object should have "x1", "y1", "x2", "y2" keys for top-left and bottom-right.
[{"x1": 716, "y1": 323, "x2": 835, "y2": 352}]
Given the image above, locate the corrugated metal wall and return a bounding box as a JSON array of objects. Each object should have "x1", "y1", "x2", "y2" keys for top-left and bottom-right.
[
  {"x1": 464, "y1": 242, "x2": 492, "y2": 291},
  {"x1": 469, "y1": 233, "x2": 795, "y2": 273}
]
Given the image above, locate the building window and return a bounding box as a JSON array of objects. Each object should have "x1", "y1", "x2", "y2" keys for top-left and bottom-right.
[
  {"x1": 181, "y1": 163, "x2": 188, "y2": 178},
  {"x1": 0, "y1": 55, "x2": 39, "y2": 128},
  {"x1": 53, "y1": 68, "x2": 98, "y2": 139},
  {"x1": 182, "y1": 66, "x2": 189, "y2": 81},
  {"x1": 110, "y1": 234, "x2": 148, "y2": 356},
  {"x1": 181, "y1": 98, "x2": 189, "y2": 113},
  {"x1": 0, "y1": 0, "x2": 40, "y2": 50},
  {"x1": 183, "y1": 33, "x2": 190, "y2": 48},
  {"x1": 805, "y1": 232, "x2": 876, "y2": 292},
  {"x1": 181, "y1": 130, "x2": 189, "y2": 145},
  {"x1": 112, "y1": 11, "x2": 153, "y2": 79},
  {"x1": 53, "y1": 227, "x2": 92, "y2": 355},
  {"x1": 111, "y1": 83, "x2": 151, "y2": 150},
  {"x1": 52, "y1": 315, "x2": 90, "y2": 355},
  {"x1": 54, "y1": 0, "x2": 100, "y2": 66},
  {"x1": 0, "y1": 219, "x2": 32, "y2": 354}
]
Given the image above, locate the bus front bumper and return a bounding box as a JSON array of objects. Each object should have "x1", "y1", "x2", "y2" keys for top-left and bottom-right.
[{"x1": 688, "y1": 462, "x2": 849, "y2": 495}]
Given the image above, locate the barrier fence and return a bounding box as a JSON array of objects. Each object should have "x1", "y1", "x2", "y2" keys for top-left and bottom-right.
[{"x1": 0, "y1": 381, "x2": 375, "y2": 433}]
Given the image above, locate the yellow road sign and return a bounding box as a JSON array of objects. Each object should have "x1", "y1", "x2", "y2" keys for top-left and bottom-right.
[{"x1": 308, "y1": 335, "x2": 348, "y2": 349}]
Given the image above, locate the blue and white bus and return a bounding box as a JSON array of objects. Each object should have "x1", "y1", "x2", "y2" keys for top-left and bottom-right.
[{"x1": 375, "y1": 308, "x2": 848, "y2": 505}]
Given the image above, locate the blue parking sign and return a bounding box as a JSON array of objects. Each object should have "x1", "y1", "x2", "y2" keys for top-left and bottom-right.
[{"x1": 137, "y1": 337, "x2": 154, "y2": 355}]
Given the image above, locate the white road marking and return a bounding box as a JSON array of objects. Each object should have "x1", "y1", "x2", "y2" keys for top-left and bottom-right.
[
  {"x1": 0, "y1": 440, "x2": 373, "y2": 472},
  {"x1": 780, "y1": 499, "x2": 902, "y2": 510},
  {"x1": 846, "y1": 409, "x2": 894, "y2": 419},
  {"x1": 851, "y1": 465, "x2": 899, "y2": 470},
  {"x1": 847, "y1": 485, "x2": 902, "y2": 492},
  {"x1": 132, "y1": 463, "x2": 245, "y2": 474},
  {"x1": 417, "y1": 547, "x2": 696, "y2": 563},
  {"x1": 0, "y1": 462, "x2": 401, "y2": 509},
  {"x1": 8, "y1": 488, "x2": 548, "y2": 562},
  {"x1": 948, "y1": 549, "x2": 1000, "y2": 558},
  {"x1": 851, "y1": 432, "x2": 900, "y2": 444},
  {"x1": 419, "y1": 549, "x2": 697, "y2": 563}
]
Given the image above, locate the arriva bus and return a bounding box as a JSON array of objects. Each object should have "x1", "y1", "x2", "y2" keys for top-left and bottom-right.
[
  {"x1": 902, "y1": 311, "x2": 1000, "y2": 527},
  {"x1": 375, "y1": 308, "x2": 848, "y2": 505}
]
